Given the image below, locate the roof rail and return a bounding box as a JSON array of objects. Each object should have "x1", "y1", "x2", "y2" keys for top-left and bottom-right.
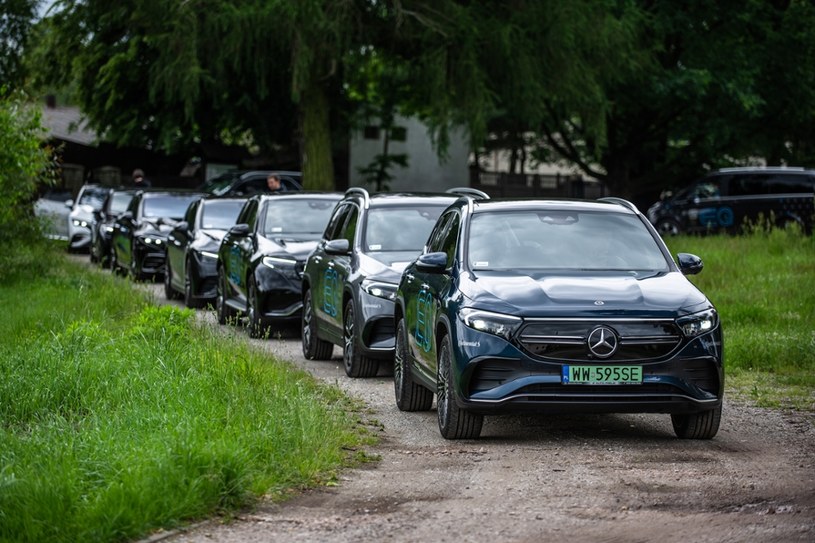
[
  {"x1": 446, "y1": 187, "x2": 490, "y2": 200},
  {"x1": 716, "y1": 166, "x2": 805, "y2": 173},
  {"x1": 344, "y1": 187, "x2": 371, "y2": 208},
  {"x1": 597, "y1": 196, "x2": 639, "y2": 213}
]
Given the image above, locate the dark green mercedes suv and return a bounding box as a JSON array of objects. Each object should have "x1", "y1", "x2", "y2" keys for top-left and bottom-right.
[{"x1": 394, "y1": 196, "x2": 723, "y2": 440}]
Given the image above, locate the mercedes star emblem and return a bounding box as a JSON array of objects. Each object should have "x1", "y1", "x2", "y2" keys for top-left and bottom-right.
[{"x1": 587, "y1": 326, "x2": 618, "y2": 358}]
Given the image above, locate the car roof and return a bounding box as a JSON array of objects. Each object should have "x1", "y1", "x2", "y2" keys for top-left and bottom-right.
[
  {"x1": 469, "y1": 198, "x2": 639, "y2": 215},
  {"x1": 711, "y1": 166, "x2": 815, "y2": 175},
  {"x1": 256, "y1": 192, "x2": 342, "y2": 202}
]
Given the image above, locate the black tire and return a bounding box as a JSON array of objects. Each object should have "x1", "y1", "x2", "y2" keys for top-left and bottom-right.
[
  {"x1": 216, "y1": 267, "x2": 235, "y2": 325},
  {"x1": 184, "y1": 259, "x2": 203, "y2": 309},
  {"x1": 110, "y1": 247, "x2": 124, "y2": 276},
  {"x1": 437, "y1": 334, "x2": 483, "y2": 439},
  {"x1": 302, "y1": 288, "x2": 333, "y2": 360},
  {"x1": 394, "y1": 318, "x2": 433, "y2": 411},
  {"x1": 164, "y1": 259, "x2": 181, "y2": 300},
  {"x1": 247, "y1": 275, "x2": 270, "y2": 339},
  {"x1": 656, "y1": 218, "x2": 681, "y2": 236},
  {"x1": 343, "y1": 299, "x2": 379, "y2": 378},
  {"x1": 129, "y1": 250, "x2": 144, "y2": 282},
  {"x1": 671, "y1": 405, "x2": 722, "y2": 439}
]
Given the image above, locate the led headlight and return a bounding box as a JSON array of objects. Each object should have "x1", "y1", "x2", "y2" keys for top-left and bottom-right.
[
  {"x1": 262, "y1": 255, "x2": 297, "y2": 269},
  {"x1": 104, "y1": 226, "x2": 114, "y2": 233},
  {"x1": 361, "y1": 280, "x2": 397, "y2": 301},
  {"x1": 72, "y1": 219, "x2": 89, "y2": 227},
  {"x1": 139, "y1": 236, "x2": 163, "y2": 246},
  {"x1": 677, "y1": 308, "x2": 718, "y2": 337},
  {"x1": 200, "y1": 251, "x2": 218, "y2": 260},
  {"x1": 460, "y1": 308, "x2": 522, "y2": 341}
]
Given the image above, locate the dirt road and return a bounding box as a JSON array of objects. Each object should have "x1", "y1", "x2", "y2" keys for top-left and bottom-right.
[{"x1": 131, "y1": 279, "x2": 815, "y2": 543}]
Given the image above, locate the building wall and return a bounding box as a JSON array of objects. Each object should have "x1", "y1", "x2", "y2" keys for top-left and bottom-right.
[{"x1": 348, "y1": 116, "x2": 470, "y2": 192}]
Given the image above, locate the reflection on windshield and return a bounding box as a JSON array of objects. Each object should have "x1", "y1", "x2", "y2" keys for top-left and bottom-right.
[
  {"x1": 109, "y1": 192, "x2": 134, "y2": 214},
  {"x1": 78, "y1": 188, "x2": 109, "y2": 210},
  {"x1": 143, "y1": 195, "x2": 201, "y2": 219},
  {"x1": 200, "y1": 200, "x2": 244, "y2": 229},
  {"x1": 364, "y1": 206, "x2": 446, "y2": 252},
  {"x1": 468, "y1": 211, "x2": 669, "y2": 272},
  {"x1": 263, "y1": 199, "x2": 336, "y2": 236}
]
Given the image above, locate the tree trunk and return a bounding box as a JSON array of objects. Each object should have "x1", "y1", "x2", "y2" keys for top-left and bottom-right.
[{"x1": 300, "y1": 84, "x2": 335, "y2": 191}]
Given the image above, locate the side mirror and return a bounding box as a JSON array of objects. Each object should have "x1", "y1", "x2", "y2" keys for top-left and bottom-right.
[
  {"x1": 119, "y1": 211, "x2": 133, "y2": 221},
  {"x1": 176, "y1": 221, "x2": 189, "y2": 232},
  {"x1": 65, "y1": 199, "x2": 74, "y2": 208},
  {"x1": 325, "y1": 239, "x2": 350, "y2": 255},
  {"x1": 228, "y1": 223, "x2": 250, "y2": 236},
  {"x1": 416, "y1": 251, "x2": 448, "y2": 273},
  {"x1": 677, "y1": 253, "x2": 703, "y2": 275}
]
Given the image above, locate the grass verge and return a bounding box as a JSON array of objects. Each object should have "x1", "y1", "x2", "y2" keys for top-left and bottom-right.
[
  {"x1": 665, "y1": 227, "x2": 815, "y2": 410},
  {"x1": 0, "y1": 244, "x2": 374, "y2": 543}
]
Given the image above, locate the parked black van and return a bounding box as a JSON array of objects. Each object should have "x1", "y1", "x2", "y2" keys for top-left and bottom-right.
[{"x1": 647, "y1": 167, "x2": 815, "y2": 235}]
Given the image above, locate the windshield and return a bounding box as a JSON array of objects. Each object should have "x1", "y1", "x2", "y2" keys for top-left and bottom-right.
[
  {"x1": 109, "y1": 192, "x2": 134, "y2": 214},
  {"x1": 78, "y1": 187, "x2": 109, "y2": 210},
  {"x1": 142, "y1": 195, "x2": 200, "y2": 219},
  {"x1": 200, "y1": 200, "x2": 245, "y2": 230},
  {"x1": 468, "y1": 210, "x2": 669, "y2": 272},
  {"x1": 364, "y1": 205, "x2": 447, "y2": 252},
  {"x1": 262, "y1": 199, "x2": 336, "y2": 236}
]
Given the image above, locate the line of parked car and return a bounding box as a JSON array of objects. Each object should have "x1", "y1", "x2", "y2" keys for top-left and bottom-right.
[{"x1": 39, "y1": 173, "x2": 727, "y2": 441}]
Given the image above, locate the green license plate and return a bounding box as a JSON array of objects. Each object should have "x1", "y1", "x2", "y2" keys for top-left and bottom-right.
[{"x1": 562, "y1": 365, "x2": 642, "y2": 385}]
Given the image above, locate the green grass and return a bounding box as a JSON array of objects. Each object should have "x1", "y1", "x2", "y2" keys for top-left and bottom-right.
[
  {"x1": 665, "y1": 227, "x2": 815, "y2": 410},
  {"x1": 0, "y1": 244, "x2": 374, "y2": 543}
]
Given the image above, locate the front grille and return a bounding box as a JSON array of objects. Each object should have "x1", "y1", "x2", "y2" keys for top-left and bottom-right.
[{"x1": 518, "y1": 319, "x2": 681, "y2": 362}]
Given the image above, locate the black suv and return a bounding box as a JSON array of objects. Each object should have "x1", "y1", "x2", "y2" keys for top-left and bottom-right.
[
  {"x1": 648, "y1": 167, "x2": 815, "y2": 235},
  {"x1": 301, "y1": 187, "x2": 488, "y2": 377},
  {"x1": 394, "y1": 196, "x2": 722, "y2": 440},
  {"x1": 199, "y1": 170, "x2": 303, "y2": 197},
  {"x1": 216, "y1": 192, "x2": 341, "y2": 337}
]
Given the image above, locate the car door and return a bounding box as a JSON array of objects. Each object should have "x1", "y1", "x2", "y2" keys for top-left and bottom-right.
[
  {"x1": 167, "y1": 199, "x2": 198, "y2": 290},
  {"x1": 320, "y1": 204, "x2": 359, "y2": 340},
  {"x1": 222, "y1": 198, "x2": 258, "y2": 306},
  {"x1": 405, "y1": 211, "x2": 460, "y2": 378},
  {"x1": 113, "y1": 195, "x2": 140, "y2": 270}
]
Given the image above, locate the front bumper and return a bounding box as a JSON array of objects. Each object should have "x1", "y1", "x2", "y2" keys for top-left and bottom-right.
[
  {"x1": 68, "y1": 224, "x2": 93, "y2": 250},
  {"x1": 357, "y1": 290, "x2": 396, "y2": 359},
  {"x1": 449, "y1": 320, "x2": 724, "y2": 416},
  {"x1": 255, "y1": 264, "x2": 305, "y2": 323},
  {"x1": 189, "y1": 252, "x2": 219, "y2": 301}
]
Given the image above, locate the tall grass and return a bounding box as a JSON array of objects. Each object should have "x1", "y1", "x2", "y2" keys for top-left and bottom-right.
[
  {"x1": 0, "y1": 252, "x2": 372, "y2": 543},
  {"x1": 665, "y1": 227, "x2": 815, "y2": 409}
]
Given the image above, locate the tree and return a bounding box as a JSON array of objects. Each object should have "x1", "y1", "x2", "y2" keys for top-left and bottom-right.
[
  {"x1": 533, "y1": 0, "x2": 815, "y2": 201},
  {"x1": 0, "y1": 0, "x2": 40, "y2": 90},
  {"x1": 0, "y1": 90, "x2": 57, "y2": 244}
]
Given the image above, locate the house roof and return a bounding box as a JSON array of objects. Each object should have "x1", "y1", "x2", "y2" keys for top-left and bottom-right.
[{"x1": 41, "y1": 105, "x2": 98, "y2": 146}]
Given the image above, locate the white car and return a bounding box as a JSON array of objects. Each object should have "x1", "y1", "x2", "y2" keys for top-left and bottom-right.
[
  {"x1": 67, "y1": 184, "x2": 111, "y2": 252},
  {"x1": 34, "y1": 189, "x2": 73, "y2": 241}
]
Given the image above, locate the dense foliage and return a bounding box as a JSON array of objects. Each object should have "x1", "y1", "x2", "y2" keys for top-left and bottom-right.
[
  {"x1": 25, "y1": 1, "x2": 815, "y2": 195},
  {"x1": 0, "y1": 90, "x2": 57, "y2": 280}
]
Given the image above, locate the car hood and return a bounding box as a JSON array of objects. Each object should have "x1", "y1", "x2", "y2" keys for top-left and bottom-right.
[
  {"x1": 258, "y1": 236, "x2": 320, "y2": 261},
  {"x1": 363, "y1": 251, "x2": 420, "y2": 283},
  {"x1": 460, "y1": 270, "x2": 708, "y2": 317},
  {"x1": 192, "y1": 229, "x2": 229, "y2": 252},
  {"x1": 137, "y1": 218, "x2": 180, "y2": 238}
]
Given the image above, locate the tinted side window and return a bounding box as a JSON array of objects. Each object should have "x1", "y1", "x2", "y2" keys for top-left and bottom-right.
[
  {"x1": 236, "y1": 199, "x2": 258, "y2": 228},
  {"x1": 341, "y1": 205, "x2": 360, "y2": 245},
  {"x1": 440, "y1": 213, "x2": 461, "y2": 267},
  {"x1": 426, "y1": 212, "x2": 454, "y2": 253},
  {"x1": 728, "y1": 174, "x2": 770, "y2": 196},
  {"x1": 767, "y1": 174, "x2": 815, "y2": 194},
  {"x1": 324, "y1": 203, "x2": 351, "y2": 240},
  {"x1": 184, "y1": 200, "x2": 198, "y2": 226}
]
